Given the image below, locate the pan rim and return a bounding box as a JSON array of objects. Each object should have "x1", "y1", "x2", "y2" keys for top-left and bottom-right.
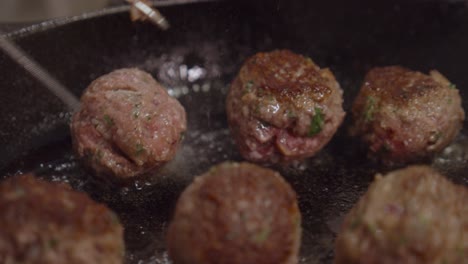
[{"x1": 4, "y1": 0, "x2": 224, "y2": 39}]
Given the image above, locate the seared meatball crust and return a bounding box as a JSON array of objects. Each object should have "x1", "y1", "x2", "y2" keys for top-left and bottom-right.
[
  {"x1": 0, "y1": 174, "x2": 124, "y2": 264},
  {"x1": 166, "y1": 162, "x2": 301, "y2": 264},
  {"x1": 350, "y1": 66, "x2": 465, "y2": 165},
  {"x1": 335, "y1": 166, "x2": 468, "y2": 264},
  {"x1": 227, "y1": 50, "x2": 345, "y2": 164},
  {"x1": 71, "y1": 68, "x2": 187, "y2": 181}
]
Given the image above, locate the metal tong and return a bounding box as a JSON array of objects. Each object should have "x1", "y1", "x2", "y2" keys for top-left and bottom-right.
[{"x1": 127, "y1": 0, "x2": 170, "y2": 30}]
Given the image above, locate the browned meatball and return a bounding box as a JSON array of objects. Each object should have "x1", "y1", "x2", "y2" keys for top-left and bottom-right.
[
  {"x1": 166, "y1": 162, "x2": 301, "y2": 264},
  {"x1": 335, "y1": 166, "x2": 468, "y2": 264},
  {"x1": 350, "y1": 66, "x2": 465, "y2": 164},
  {"x1": 0, "y1": 174, "x2": 124, "y2": 264},
  {"x1": 71, "y1": 68, "x2": 187, "y2": 181},
  {"x1": 226, "y1": 50, "x2": 345, "y2": 164}
]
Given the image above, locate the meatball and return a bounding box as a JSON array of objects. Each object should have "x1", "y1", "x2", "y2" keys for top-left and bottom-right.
[
  {"x1": 350, "y1": 66, "x2": 465, "y2": 164},
  {"x1": 166, "y1": 162, "x2": 301, "y2": 264},
  {"x1": 0, "y1": 174, "x2": 124, "y2": 264},
  {"x1": 335, "y1": 166, "x2": 467, "y2": 264},
  {"x1": 71, "y1": 68, "x2": 187, "y2": 181},
  {"x1": 226, "y1": 50, "x2": 345, "y2": 164}
]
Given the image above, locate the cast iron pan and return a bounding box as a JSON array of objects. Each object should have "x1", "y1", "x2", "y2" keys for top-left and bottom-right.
[{"x1": 0, "y1": 0, "x2": 467, "y2": 263}]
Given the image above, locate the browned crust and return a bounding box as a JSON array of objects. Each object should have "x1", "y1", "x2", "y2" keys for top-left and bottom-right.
[
  {"x1": 0, "y1": 174, "x2": 124, "y2": 264},
  {"x1": 167, "y1": 162, "x2": 301, "y2": 264},
  {"x1": 350, "y1": 66, "x2": 465, "y2": 164},
  {"x1": 238, "y1": 50, "x2": 333, "y2": 103},
  {"x1": 359, "y1": 66, "x2": 443, "y2": 106},
  {"x1": 226, "y1": 50, "x2": 345, "y2": 163}
]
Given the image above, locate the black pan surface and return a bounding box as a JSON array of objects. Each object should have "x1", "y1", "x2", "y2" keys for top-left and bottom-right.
[{"x1": 0, "y1": 0, "x2": 467, "y2": 263}]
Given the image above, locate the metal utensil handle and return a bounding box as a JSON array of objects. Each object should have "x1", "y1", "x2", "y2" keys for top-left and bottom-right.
[{"x1": 0, "y1": 33, "x2": 80, "y2": 111}]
